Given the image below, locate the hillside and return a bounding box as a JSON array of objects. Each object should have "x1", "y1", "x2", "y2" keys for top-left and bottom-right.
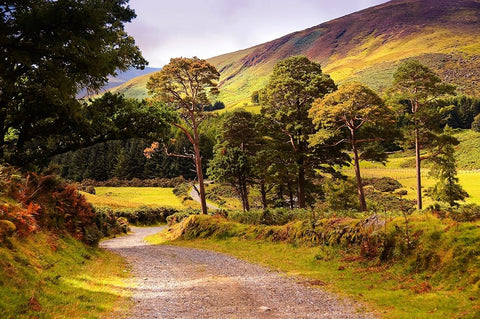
[
  {"x1": 77, "y1": 67, "x2": 160, "y2": 99},
  {"x1": 111, "y1": 0, "x2": 480, "y2": 107}
]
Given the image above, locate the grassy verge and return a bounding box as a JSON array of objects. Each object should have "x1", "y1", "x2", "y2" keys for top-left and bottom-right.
[
  {"x1": 83, "y1": 186, "x2": 184, "y2": 209},
  {"x1": 0, "y1": 232, "x2": 132, "y2": 318},
  {"x1": 146, "y1": 214, "x2": 480, "y2": 318}
]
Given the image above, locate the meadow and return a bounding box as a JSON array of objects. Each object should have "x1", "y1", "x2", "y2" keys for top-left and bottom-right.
[
  {"x1": 82, "y1": 187, "x2": 185, "y2": 209},
  {"x1": 344, "y1": 166, "x2": 480, "y2": 206}
]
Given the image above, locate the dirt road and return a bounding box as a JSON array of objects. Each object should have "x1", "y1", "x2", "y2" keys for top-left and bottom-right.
[{"x1": 100, "y1": 226, "x2": 375, "y2": 319}]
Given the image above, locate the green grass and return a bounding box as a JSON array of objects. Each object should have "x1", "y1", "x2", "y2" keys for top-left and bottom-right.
[
  {"x1": 146, "y1": 215, "x2": 480, "y2": 318},
  {"x1": 0, "y1": 232, "x2": 133, "y2": 318},
  {"x1": 83, "y1": 187, "x2": 184, "y2": 209},
  {"x1": 454, "y1": 129, "x2": 480, "y2": 170}
]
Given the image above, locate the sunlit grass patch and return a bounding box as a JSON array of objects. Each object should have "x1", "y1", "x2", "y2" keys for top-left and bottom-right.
[
  {"x1": 83, "y1": 186, "x2": 184, "y2": 209},
  {"x1": 0, "y1": 232, "x2": 133, "y2": 318}
]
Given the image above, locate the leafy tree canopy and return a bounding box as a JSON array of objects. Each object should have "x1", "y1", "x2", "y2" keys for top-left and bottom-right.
[
  {"x1": 310, "y1": 81, "x2": 395, "y2": 211},
  {"x1": 259, "y1": 56, "x2": 339, "y2": 208},
  {"x1": 146, "y1": 57, "x2": 220, "y2": 214},
  {"x1": 391, "y1": 59, "x2": 456, "y2": 209},
  {"x1": 0, "y1": 0, "x2": 147, "y2": 165}
]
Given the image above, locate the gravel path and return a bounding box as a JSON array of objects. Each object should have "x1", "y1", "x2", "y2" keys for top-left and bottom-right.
[
  {"x1": 190, "y1": 183, "x2": 219, "y2": 210},
  {"x1": 100, "y1": 226, "x2": 376, "y2": 319}
]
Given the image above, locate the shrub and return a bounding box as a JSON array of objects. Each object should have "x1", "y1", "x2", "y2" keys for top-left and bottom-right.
[
  {"x1": 173, "y1": 182, "x2": 191, "y2": 197},
  {"x1": 0, "y1": 203, "x2": 40, "y2": 238},
  {"x1": 166, "y1": 208, "x2": 202, "y2": 225},
  {"x1": 323, "y1": 179, "x2": 360, "y2": 211},
  {"x1": 429, "y1": 203, "x2": 480, "y2": 222},
  {"x1": 93, "y1": 207, "x2": 130, "y2": 238},
  {"x1": 111, "y1": 207, "x2": 179, "y2": 225},
  {"x1": 227, "y1": 208, "x2": 312, "y2": 226},
  {"x1": 364, "y1": 177, "x2": 403, "y2": 193},
  {"x1": 472, "y1": 113, "x2": 480, "y2": 132}
]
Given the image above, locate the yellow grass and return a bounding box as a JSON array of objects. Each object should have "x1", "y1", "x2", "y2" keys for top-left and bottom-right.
[
  {"x1": 345, "y1": 165, "x2": 480, "y2": 206},
  {"x1": 83, "y1": 187, "x2": 185, "y2": 209}
]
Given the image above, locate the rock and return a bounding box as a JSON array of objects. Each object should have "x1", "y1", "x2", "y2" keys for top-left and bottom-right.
[{"x1": 259, "y1": 306, "x2": 272, "y2": 313}]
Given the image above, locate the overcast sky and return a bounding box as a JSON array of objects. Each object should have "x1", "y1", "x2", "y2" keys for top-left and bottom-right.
[{"x1": 125, "y1": 0, "x2": 389, "y2": 68}]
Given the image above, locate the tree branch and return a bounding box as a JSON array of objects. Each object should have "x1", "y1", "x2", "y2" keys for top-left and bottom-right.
[
  {"x1": 164, "y1": 146, "x2": 195, "y2": 160},
  {"x1": 172, "y1": 123, "x2": 194, "y2": 145}
]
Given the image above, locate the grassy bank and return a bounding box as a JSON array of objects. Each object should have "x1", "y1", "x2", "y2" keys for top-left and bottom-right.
[
  {"x1": 147, "y1": 214, "x2": 480, "y2": 318},
  {"x1": 0, "y1": 231, "x2": 132, "y2": 318}
]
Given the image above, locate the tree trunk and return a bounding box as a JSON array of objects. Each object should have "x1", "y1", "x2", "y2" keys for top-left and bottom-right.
[
  {"x1": 0, "y1": 107, "x2": 6, "y2": 160},
  {"x1": 241, "y1": 180, "x2": 250, "y2": 212},
  {"x1": 351, "y1": 136, "x2": 367, "y2": 212},
  {"x1": 415, "y1": 126, "x2": 423, "y2": 210},
  {"x1": 297, "y1": 156, "x2": 306, "y2": 208},
  {"x1": 192, "y1": 122, "x2": 208, "y2": 214},
  {"x1": 288, "y1": 183, "x2": 294, "y2": 209},
  {"x1": 260, "y1": 181, "x2": 268, "y2": 209}
]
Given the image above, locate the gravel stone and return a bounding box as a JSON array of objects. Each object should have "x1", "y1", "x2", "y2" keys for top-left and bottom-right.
[{"x1": 100, "y1": 226, "x2": 377, "y2": 318}]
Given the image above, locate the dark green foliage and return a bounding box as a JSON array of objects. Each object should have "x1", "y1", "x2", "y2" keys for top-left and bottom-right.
[
  {"x1": 96, "y1": 206, "x2": 178, "y2": 226},
  {"x1": 53, "y1": 139, "x2": 196, "y2": 181},
  {"x1": 208, "y1": 147, "x2": 251, "y2": 210},
  {"x1": 427, "y1": 128, "x2": 468, "y2": 206},
  {"x1": 208, "y1": 109, "x2": 266, "y2": 211},
  {"x1": 204, "y1": 101, "x2": 225, "y2": 112},
  {"x1": 364, "y1": 177, "x2": 403, "y2": 193},
  {"x1": 310, "y1": 81, "x2": 397, "y2": 211},
  {"x1": 251, "y1": 91, "x2": 260, "y2": 104},
  {"x1": 323, "y1": 178, "x2": 360, "y2": 212},
  {"x1": 441, "y1": 95, "x2": 480, "y2": 129},
  {"x1": 366, "y1": 191, "x2": 416, "y2": 214},
  {"x1": 78, "y1": 176, "x2": 186, "y2": 188},
  {"x1": 391, "y1": 59, "x2": 456, "y2": 210},
  {"x1": 172, "y1": 181, "x2": 192, "y2": 198},
  {"x1": 227, "y1": 208, "x2": 312, "y2": 226},
  {"x1": 15, "y1": 92, "x2": 170, "y2": 168},
  {"x1": 0, "y1": 1, "x2": 147, "y2": 165},
  {"x1": 260, "y1": 56, "x2": 342, "y2": 208}
]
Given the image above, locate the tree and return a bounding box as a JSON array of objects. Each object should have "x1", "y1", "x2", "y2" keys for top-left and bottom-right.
[
  {"x1": 309, "y1": 82, "x2": 394, "y2": 211},
  {"x1": 392, "y1": 59, "x2": 456, "y2": 210},
  {"x1": 260, "y1": 56, "x2": 338, "y2": 208},
  {"x1": 428, "y1": 127, "x2": 468, "y2": 207},
  {"x1": 251, "y1": 91, "x2": 260, "y2": 105},
  {"x1": 208, "y1": 147, "x2": 251, "y2": 211},
  {"x1": 146, "y1": 57, "x2": 220, "y2": 214},
  {"x1": 0, "y1": 0, "x2": 146, "y2": 164},
  {"x1": 207, "y1": 109, "x2": 265, "y2": 211}
]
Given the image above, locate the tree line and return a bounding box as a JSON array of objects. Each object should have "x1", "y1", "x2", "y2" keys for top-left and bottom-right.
[{"x1": 139, "y1": 56, "x2": 471, "y2": 214}]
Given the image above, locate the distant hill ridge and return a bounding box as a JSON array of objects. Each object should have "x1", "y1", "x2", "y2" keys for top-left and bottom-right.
[{"x1": 110, "y1": 0, "x2": 480, "y2": 107}]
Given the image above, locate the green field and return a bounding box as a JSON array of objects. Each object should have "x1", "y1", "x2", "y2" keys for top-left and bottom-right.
[
  {"x1": 83, "y1": 187, "x2": 184, "y2": 209},
  {"x1": 345, "y1": 166, "x2": 480, "y2": 205}
]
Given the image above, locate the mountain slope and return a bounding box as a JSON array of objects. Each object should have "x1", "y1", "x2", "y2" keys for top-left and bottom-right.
[
  {"x1": 112, "y1": 0, "x2": 480, "y2": 107},
  {"x1": 78, "y1": 67, "x2": 160, "y2": 99}
]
